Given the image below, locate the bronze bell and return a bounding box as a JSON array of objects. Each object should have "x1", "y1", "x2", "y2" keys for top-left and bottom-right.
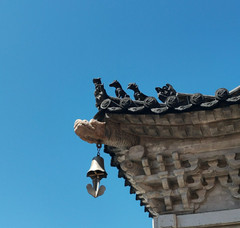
[
  {"x1": 87, "y1": 155, "x2": 107, "y2": 180},
  {"x1": 86, "y1": 155, "x2": 107, "y2": 198}
]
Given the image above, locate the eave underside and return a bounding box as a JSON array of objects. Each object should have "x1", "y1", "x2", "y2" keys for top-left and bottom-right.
[{"x1": 104, "y1": 104, "x2": 240, "y2": 217}]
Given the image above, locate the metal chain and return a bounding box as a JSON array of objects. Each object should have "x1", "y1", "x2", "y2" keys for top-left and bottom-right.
[{"x1": 96, "y1": 142, "x2": 102, "y2": 156}]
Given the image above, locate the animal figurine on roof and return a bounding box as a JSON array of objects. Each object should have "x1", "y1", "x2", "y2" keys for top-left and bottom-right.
[
  {"x1": 93, "y1": 78, "x2": 108, "y2": 109},
  {"x1": 127, "y1": 83, "x2": 148, "y2": 101},
  {"x1": 155, "y1": 83, "x2": 176, "y2": 103},
  {"x1": 109, "y1": 80, "x2": 130, "y2": 99},
  {"x1": 93, "y1": 78, "x2": 102, "y2": 86}
]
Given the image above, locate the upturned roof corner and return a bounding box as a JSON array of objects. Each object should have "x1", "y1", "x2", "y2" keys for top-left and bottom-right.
[{"x1": 74, "y1": 78, "x2": 240, "y2": 218}]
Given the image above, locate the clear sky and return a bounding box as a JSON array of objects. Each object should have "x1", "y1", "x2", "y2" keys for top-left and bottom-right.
[{"x1": 1, "y1": 1, "x2": 240, "y2": 228}]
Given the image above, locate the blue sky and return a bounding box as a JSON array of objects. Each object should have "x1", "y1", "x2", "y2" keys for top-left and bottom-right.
[{"x1": 0, "y1": 1, "x2": 240, "y2": 228}]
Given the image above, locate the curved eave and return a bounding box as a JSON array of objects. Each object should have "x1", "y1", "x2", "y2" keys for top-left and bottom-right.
[
  {"x1": 102, "y1": 103, "x2": 240, "y2": 217},
  {"x1": 94, "y1": 86, "x2": 240, "y2": 121}
]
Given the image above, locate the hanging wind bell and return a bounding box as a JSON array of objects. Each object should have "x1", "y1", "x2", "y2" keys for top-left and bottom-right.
[{"x1": 86, "y1": 143, "x2": 107, "y2": 198}]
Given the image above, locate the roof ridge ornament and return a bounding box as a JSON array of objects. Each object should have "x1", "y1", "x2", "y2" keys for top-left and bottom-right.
[
  {"x1": 155, "y1": 83, "x2": 176, "y2": 103},
  {"x1": 127, "y1": 83, "x2": 148, "y2": 101},
  {"x1": 109, "y1": 80, "x2": 130, "y2": 98},
  {"x1": 92, "y1": 78, "x2": 240, "y2": 117}
]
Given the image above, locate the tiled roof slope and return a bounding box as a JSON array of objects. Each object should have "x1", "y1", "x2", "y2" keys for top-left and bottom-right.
[{"x1": 93, "y1": 78, "x2": 240, "y2": 120}]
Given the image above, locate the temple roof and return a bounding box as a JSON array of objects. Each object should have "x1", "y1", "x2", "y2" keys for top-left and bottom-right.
[{"x1": 75, "y1": 79, "x2": 240, "y2": 218}]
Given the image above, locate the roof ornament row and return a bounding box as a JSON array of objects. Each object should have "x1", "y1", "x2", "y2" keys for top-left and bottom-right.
[{"x1": 93, "y1": 78, "x2": 240, "y2": 115}]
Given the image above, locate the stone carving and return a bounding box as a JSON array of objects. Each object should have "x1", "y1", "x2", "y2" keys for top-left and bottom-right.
[
  {"x1": 74, "y1": 119, "x2": 106, "y2": 144},
  {"x1": 74, "y1": 119, "x2": 139, "y2": 148}
]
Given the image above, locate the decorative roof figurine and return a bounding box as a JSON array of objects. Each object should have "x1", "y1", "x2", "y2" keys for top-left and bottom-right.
[
  {"x1": 155, "y1": 83, "x2": 176, "y2": 103},
  {"x1": 109, "y1": 80, "x2": 130, "y2": 99},
  {"x1": 93, "y1": 78, "x2": 109, "y2": 109},
  {"x1": 127, "y1": 83, "x2": 148, "y2": 101}
]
